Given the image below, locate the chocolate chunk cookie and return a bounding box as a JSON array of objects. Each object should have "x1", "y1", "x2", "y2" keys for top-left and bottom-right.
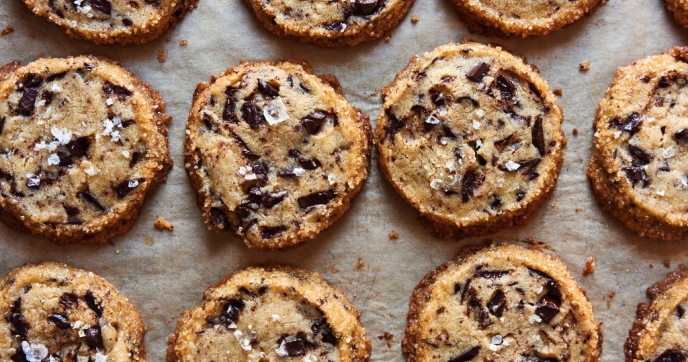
[
  {"x1": 0, "y1": 56, "x2": 172, "y2": 244},
  {"x1": 667, "y1": 0, "x2": 688, "y2": 30},
  {"x1": 0, "y1": 262, "x2": 147, "y2": 362},
  {"x1": 245, "y1": 0, "x2": 413, "y2": 46},
  {"x1": 185, "y1": 60, "x2": 371, "y2": 249},
  {"x1": 625, "y1": 264, "x2": 688, "y2": 361},
  {"x1": 588, "y1": 46, "x2": 688, "y2": 241},
  {"x1": 21, "y1": 0, "x2": 197, "y2": 45},
  {"x1": 403, "y1": 243, "x2": 602, "y2": 362},
  {"x1": 450, "y1": 0, "x2": 600, "y2": 37},
  {"x1": 167, "y1": 265, "x2": 371, "y2": 362},
  {"x1": 375, "y1": 42, "x2": 565, "y2": 239}
]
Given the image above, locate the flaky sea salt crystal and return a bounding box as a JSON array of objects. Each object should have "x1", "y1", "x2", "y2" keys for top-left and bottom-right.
[
  {"x1": 47, "y1": 154, "x2": 60, "y2": 166},
  {"x1": 472, "y1": 120, "x2": 481, "y2": 129},
  {"x1": 21, "y1": 342, "x2": 48, "y2": 362},
  {"x1": 293, "y1": 167, "x2": 306, "y2": 177},
  {"x1": 95, "y1": 353, "x2": 107, "y2": 362},
  {"x1": 430, "y1": 179, "x2": 442, "y2": 190},
  {"x1": 51, "y1": 126, "x2": 72, "y2": 145},
  {"x1": 505, "y1": 160, "x2": 520, "y2": 171},
  {"x1": 128, "y1": 180, "x2": 139, "y2": 188},
  {"x1": 263, "y1": 98, "x2": 289, "y2": 125},
  {"x1": 26, "y1": 173, "x2": 40, "y2": 187},
  {"x1": 425, "y1": 115, "x2": 440, "y2": 124}
]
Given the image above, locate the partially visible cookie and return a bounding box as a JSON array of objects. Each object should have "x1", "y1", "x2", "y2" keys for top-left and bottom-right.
[
  {"x1": 185, "y1": 60, "x2": 371, "y2": 249},
  {"x1": 588, "y1": 46, "x2": 688, "y2": 241},
  {"x1": 0, "y1": 56, "x2": 172, "y2": 244},
  {"x1": 403, "y1": 243, "x2": 602, "y2": 361},
  {"x1": 167, "y1": 265, "x2": 371, "y2": 362},
  {"x1": 625, "y1": 264, "x2": 688, "y2": 361},
  {"x1": 375, "y1": 42, "x2": 565, "y2": 239},
  {"x1": 21, "y1": 0, "x2": 197, "y2": 45},
  {"x1": 245, "y1": 0, "x2": 413, "y2": 46},
  {"x1": 450, "y1": 0, "x2": 600, "y2": 37},
  {"x1": 667, "y1": 0, "x2": 688, "y2": 29},
  {"x1": 0, "y1": 262, "x2": 147, "y2": 362}
]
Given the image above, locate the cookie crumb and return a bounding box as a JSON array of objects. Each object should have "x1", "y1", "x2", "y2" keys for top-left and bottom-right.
[
  {"x1": 157, "y1": 49, "x2": 167, "y2": 63},
  {"x1": 572, "y1": 128, "x2": 578, "y2": 136},
  {"x1": 389, "y1": 229, "x2": 400, "y2": 239},
  {"x1": 116, "y1": 249, "x2": 121, "y2": 254},
  {"x1": 378, "y1": 331, "x2": 394, "y2": 340},
  {"x1": 384, "y1": 34, "x2": 391, "y2": 41},
  {"x1": 28, "y1": 33, "x2": 36, "y2": 39},
  {"x1": 664, "y1": 259, "x2": 671, "y2": 268},
  {"x1": 579, "y1": 61, "x2": 590, "y2": 71},
  {"x1": 411, "y1": 14, "x2": 420, "y2": 23},
  {"x1": 165, "y1": 37, "x2": 171, "y2": 42},
  {"x1": 650, "y1": 264, "x2": 654, "y2": 268},
  {"x1": 179, "y1": 39, "x2": 188, "y2": 46},
  {"x1": 575, "y1": 207, "x2": 582, "y2": 212},
  {"x1": 355, "y1": 258, "x2": 365, "y2": 271},
  {"x1": 606, "y1": 291, "x2": 616, "y2": 308},
  {"x1": 143, "y1": 235, "x2": 154, "y2": 246},
  {"x1": 582, "y1": 257, "x2": 595, "y2": 275},
  {"x1": 154, "y1": 216, "x2": 174, "y2": 231},
  {"x1": 1, "y1": 25, "x2": 14, "y2": 36},
  {"x1": 553, "y1": 88, "x2": 563, "y2": 96}
]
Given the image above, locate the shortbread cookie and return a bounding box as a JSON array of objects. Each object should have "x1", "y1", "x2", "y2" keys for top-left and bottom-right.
[
  {"x1": 667, "y1": 0, "x2": 688, "y2": 29},
  {"x1": 167, "y1": 265, "x2": 371, "y2": 362},
  {"x1": 0, "y1": 262, "x2": 147, "y2": 362},
  {"x1": 588, "y1": 46, "x2": 688, "y2": 241},
  {"x1": 185, "y1": 60, "x2": 371, "y2": 249},
  {"x1": 625, "y1": 264, "x2": 688, "y2": 361},
  {"x1": 403, "y1": 243, "x2": 602, "y2": 362},
  {"x1": 245, "y1": 0, "x2": 413, "y2": 46},
  {"x1": 450, "y1": 0, "x2": 600, "y2": 37},
  {"x1": 21, "y1": 0, "x2": 197, "y2": 45},
  {"x1": 375, "y1": 42, "x2": 565, "y2": 239},
  {"x1": 0, "y1": 56, "x2": 172, "y2": 244}
]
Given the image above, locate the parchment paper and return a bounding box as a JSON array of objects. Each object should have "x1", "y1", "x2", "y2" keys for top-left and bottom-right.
[{"x1": 1, "y1": 0, "x2": 688, "y2": 360}]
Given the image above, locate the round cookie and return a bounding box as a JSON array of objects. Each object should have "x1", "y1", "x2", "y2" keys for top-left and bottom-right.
[
  {"x1": 167, "y1": 265, "x2": 371, "y2": 362},
  {"x1": 184, "y1": 60, "x2": 371, "y2": 249},
  {"x1": 667, "y1": 0, "x2": 688, "y2": 30},
  {"x1": 0, "y1": 56, "x2": 172, "y2": 244},
  {"x1": 21, "y1": 0, "x2": 197, "y2": 45},
  {"x1": 588, "y1": 46, "x2": 688, "y2": 241},
  {"x1": 625, "y1": 264, "x2": 688, "y2": 361},
  {"x1": 449, "y1": 0, "x2": 600, "y2": 37},
  {"x1": 403, "y1": 243, "x2": 602, "y2": 362},
  {"x1": 244, "y1": 0, "x2": 413, "y2": 47},
  {"x1": 375, "y1": 42, "x2": 565, "y2": 239},
  {"x1": 0, "y1": 262, "x2": 147, "y2": 362}
]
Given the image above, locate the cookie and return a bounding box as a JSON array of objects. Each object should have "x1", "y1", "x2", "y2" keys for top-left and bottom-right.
[
  {"x1": 403, "y1": 243, "x2": 602, "y2": 362},
  {"x1": 588, "y1": 46, "x2": 688, "y2": 241},
  {"x1": 625, "y1": 264, "x2": 688, "y2": 361},
  {"x1": 0, "y1": 56, "x2": 172, "y2": 244},
  {"x1": 667, "y1": 0, "x2": 688, "y2": 30},
  {"x1": 449, "y1": 0, "x2": 600, "y2": 37},
  {"x1": 21, "y1": 0, "x2": 197, "y2": 45},
  {"x1": 375, "y1": 42, "x2": 565, "y2": 239},
  {"x1": 167, "y1": 265, "x2": 371, "y2": 362},
  {"x1": 184, "y1": 60, "x2": 371, "y2": 249},
  {"x1": 245, "y1": 0, "x2": 413, "y2": 47},
  {"x1": 0, "y1": 262, "x2": 147, "y2": 362}
]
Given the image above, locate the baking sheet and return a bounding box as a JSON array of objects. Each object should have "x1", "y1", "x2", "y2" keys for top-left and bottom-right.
[{"x1": 1, "y1": 0, "x2": 688, "y2": 360}]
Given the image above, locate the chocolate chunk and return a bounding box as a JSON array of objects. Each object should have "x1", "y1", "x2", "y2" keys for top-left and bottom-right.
[
  {"x1": 460, "y1": 279, "x2": 472, "y2": 303},
  {"x1": 461, "y1": 170, "x2": 484, "y2": 203},
  {"x1": 223, "y1": 97, "x2": 237, "y2": 122},
  {"x1": 611, "y1": 113, "x2": 642, "y2": 134},
  {"x1": 475, "y1": 270, "x2": 509, "y2": 280},
  {"x1": 78, "y1": 190, "x2": 106, "y2": 211},
  {"x1": 18, "y1": 88, "x2": 38, "y2": 116},
  {"x1": 0, "y1": 117, "x2": 4, "y2": 135},
  {"x1": 493, "y1": 134, "x2": 514, "y2": 152},
  {"x1": 456, "y1": 96, "x2": 478, "y2": 106},
  {"x1": 487, "y1": 290, "x2": 506, "y2": 317},
  {"x1": 311, "y1": 319, "x2": 338, "y2": 345},
  {"x1": 122, "y1": 18, "x2": 133, "y2": 26},
  {"x1": 532, "y1": 115, "x2": 545, "y2": 156},
  {"x1": 302, "y1": 111, "x2": 326, "y2": 134},
  {"x1": 354, "y1": 0, "x2": 378, "y2": 15},
  {"x1": 383, "y1": 108, "x2": 404, "y2": 142},
  {"x1": 516, "y1": 191, "x2": 526, "y2": 201},
  {"x1": 678, "y1": 305, "x2": 685, "y2": 319},
  {"x1": 88, "y1": 0, "x2": 112, "y2": 14},
  {"x1": 84, "y1": 291, "x2": 103, "y2": 317},
  {"x1": 41, "y1": 90, "x2": 54, "y2": 106},
  {"x1": 257, "y1": 79, "x2": 279, "y2": 98},
  {"x1": 262, "y1": 191, "x2": 285, "y2": 209},
  {"x1": 241, "y1": 100, "x2": 264, "y2": 128},
  {"x1": 527, "y1": 268, "x2": 560, "y2": 297},
  {"x1": 10, "y1": 348, "x2": 28, "y2": 362},
  {"x1": 19, "y1": 73, "x2": 43, "y2": 89},
  {"x1": 261, "y1": 226, "x2": 286, "y2": 238},
  {"x1": 659, "y1": 76, "x2": 673, "y2": 88},
  {"x1": 277, "y1": 168, "x2": 295, "y2": 177},
  {"x1": 490, "y1": 195, "x2": 502, "y2": 209},
  {"x1": 449, "y1": 346, "x2": 480, "y2": 362},
  {"x1": 235, "y1": 205, "x2": 252, "y2": 220},
  {"x1": 298, "y1": 190, "x2": 336, "y2": 208},
  {"x1": 495, "y1": 74, "x2": 516, "y2": 102},
  {"x1": 523, "y1": 356, "x2": 559, "y2": 362},
  {"x1": 102, "y1": 81, "x2": 132, "y2": 100},
  {"x1": 534, "y1": 295, "x2": 560, "y2": 324},
  {"x1": 46, "y1": 72, "x2": 66, "y2": 83},
  {"x1": 129, "y1": 151, "x2": 143, "y2": 168},
  {"x1": 623, "y1": 166, "x2": 650, "y2": 187},
  {"x1": 654, "y1": 350, "x2": 686, "y2": 362},
  {"x1": 298, "y1": 82, "x2": 311, "y2": 92},
  {"x1": 675, "y1": 129, "x2": 688, "y2": 142},
  {"x1": 209, "y1": 208, "x2": 230, "y2": 230},
  {"x1": 466, "y1": 62, "x2": 490, "y2": 82},
  {"x1": 121, "y1": 119, "x2": 135, "y2": 128},
  {"x1": 114, "y1": 179, "x2": 142, "y2": 199},
  {"x1": 279, "y1": 335, "x2": 307, "y2": 356},
  {"x1": 220, "y1": 299, "x2": 245, "y2": 326},
  {"x1": 9, "y1": 311, "x2": 28, "y2": 339},
  {"x1": 325, "y1": 22, "x2": 347, "y2": 32},
  {"x1": 298, "y1": 157, "x2": 321, "y2": 170},
  {"x1": 48, "y1": 313, "x2": 71, "y2": 329},
  {"x1": 66, "y1": 137, "x2": 91, "y2": 159},
  {"x1": 628, "y1": 144, "x2": 653, "y2": 165},
  {"x1": 430, "y1": 88, "x2": 446, "y2": 106},
  {"x1": 230, "y1": 132, "x2": 259, "y2": 160},
  {"x1": 528, "y1": 81, "x2": 542, "y2": 99},
  {"x1": 144, "y1": 0, "x2": 161, "y2": 7},
  {"x1": 84, "y1": 325, "x2": 104, "y2": 349},
  {"x1": 60, "y1": 292, "x2": 79, "y2": 308},
  {"x1": 453, "y1": 147, "x2": 464, "y2": 160}
]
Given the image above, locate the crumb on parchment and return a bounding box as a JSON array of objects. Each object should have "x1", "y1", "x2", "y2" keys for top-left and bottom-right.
[
  {"x1": 389, "y1": 230, "x2": 399, "y2": 239},
  {"x1": 583, "y1": 257, "x2": 595, "y2": 276},
  {"x1": 179, "y1": 39, "x2": 188, "y2": 46},
  {"x1": 580, "y1": 60, "x2": 590, "y2": 71},
  {"x1": 1, "y1": 26, "x2": 14, "y2": 36},
  {"x1": 572, "y1": 128, "x2": 578, "y2": 136},
  {"x1": 154, "y1": 216, "x2": 174, "y2": 231},
  {"x1": 553, "y1": 88, "x2": 563, "y2": 96},
  {"x1": 356, "y1": 258, "x2": 365, "y2": 271},
  {"x1": 411, "y1": 14, "x2": 420, "y2": 23},
  {"x1": 157, "y1": 49, "x2": 167, "y2": 63}
]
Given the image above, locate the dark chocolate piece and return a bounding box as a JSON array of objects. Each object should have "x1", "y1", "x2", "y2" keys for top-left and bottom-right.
[
  {"x1": 18, "y1": 88, "x2": 38, "y2": 116},
  {"x1": 532, "y1": 115, "x2": 545, "y2": 156},
  {"x1": 258, "y1": 79, "x2": 279, "y2": 98},
  {"x1": 628, "y1": 144, "x2": 653, "y2": 165},
  {"x1": 653, "y1": 350, "x2": 686, "y2": 362},
  {"x1": 466, "y1": 62, "x2": 490, "y2": 83},
  {"x1": 209, "y1": 208, "x2": 230, "y2": 230},
  {"x1": 461, "y1": 170, "x2": 484, "y2": 203},
  {"x1": 675, "y1": 129, "x2": 688, "y2": 143},
  {"x1": 534, "y1": 295, "x2": 560, "y2": 324},
  {"x1": 383, "y1": 108, "x2": 404, "y2": 142},
  {"x1": 48, "y1": 313, "x2": 71, "y2": 329},
  {"x1": 302, "y1": 111, "x2": 327, "y2": 134},
  {"x1": 223, "y1": 97, "x2": 237, "y2": 122},
  {"x1": 78, "y1": 190, "x2": 106, "y2": 211},
  {"x1": 297, "y1": 190, "x2": 336, "y2": 208},
  {"x1": 102, "y1": 81, "x2": 132, "y2": 100},
  {"x1": 220, "y1": 299, "x2": 245, "y2": 326},
  {"x1": 59, "y1": 293, "x2": 79, "y2": 308},
  {"x1": 84, "y1": 291, "x2": 103, "y2": 317},
  {"x1": 84, "y1": 325, "x2": 104, "y2": 349},
  {"x1": 88, "y1": 0, "x2": 112, "y2": 15},
  {"x1": 449, "y1": 346, "x2": 480, "y2": 362},
  {"x1": 487, "y1": 290, "x2": 506, "y2": 318},
  {"x1": 262, "y1": 191, "x2": 285, "y2": 209},
  {"x1": 241, "y1": 100, "x2": 264, "y2": 128},
  {"x1": 311, "y1": 319, "x2": 338, "y2": 345},
  {"x1": 261, "y1": 226, "x2": 286, "y2": 238},
  {"x1": 495, "y1": 74, "x2": 516, "y2": 102},
  {"x1": 354, "y1": 0, "x2": 378, "y2": 15},
  {"x1": 610, "y1": 113, "x2": 642, "y2": 134},
  {"x1": 298, "y1": 157, "x2": 321, "y2": 170},
  {"x1": 113, "y1": 179, "x2": 142, "y2": 199},
  {"x1": 623, "y1": 166, "x2": 650, "y2": 187},
  {"x1": 475, "y1": 270, "x2": 509, "y2": 280},
  {"x1": 230, "y1": 131, "x2": 260, "y2": 160},
  {"x1": 280, "y1": 335, "x2": 307, "y2": 356}
]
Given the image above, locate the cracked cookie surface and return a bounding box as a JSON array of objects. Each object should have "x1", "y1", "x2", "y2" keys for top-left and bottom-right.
[
  {"x1": 375, "y1": 42, "x2": 565, "y2": 239},
  {"x1": 245, "y1": 0, "x2": 413, "y2": 46},
  {"x1": 167, "y1": 265, "x2": 371, "y2": 362},
  {"x1": 0, "y1": 56, "x2": 172, "y2": 244},
  {"x1": 185, "y1": 60, "x2": 371, "y2": 249},
  {"x1": 0, "y1": 262, "x2": 147, "y2": 362},
  {"x1": 667, "y1": 0, "x2": 688, "y2": 30},
  {"x1": 588, "y1": 46, "x2": 688, "y2": 241},
  {"x1": 403, "y1": 243, "x2": 602, "y2": 362},
  {"x1": 21, "y1": 0, "x2": 197, "y2": 45}
]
